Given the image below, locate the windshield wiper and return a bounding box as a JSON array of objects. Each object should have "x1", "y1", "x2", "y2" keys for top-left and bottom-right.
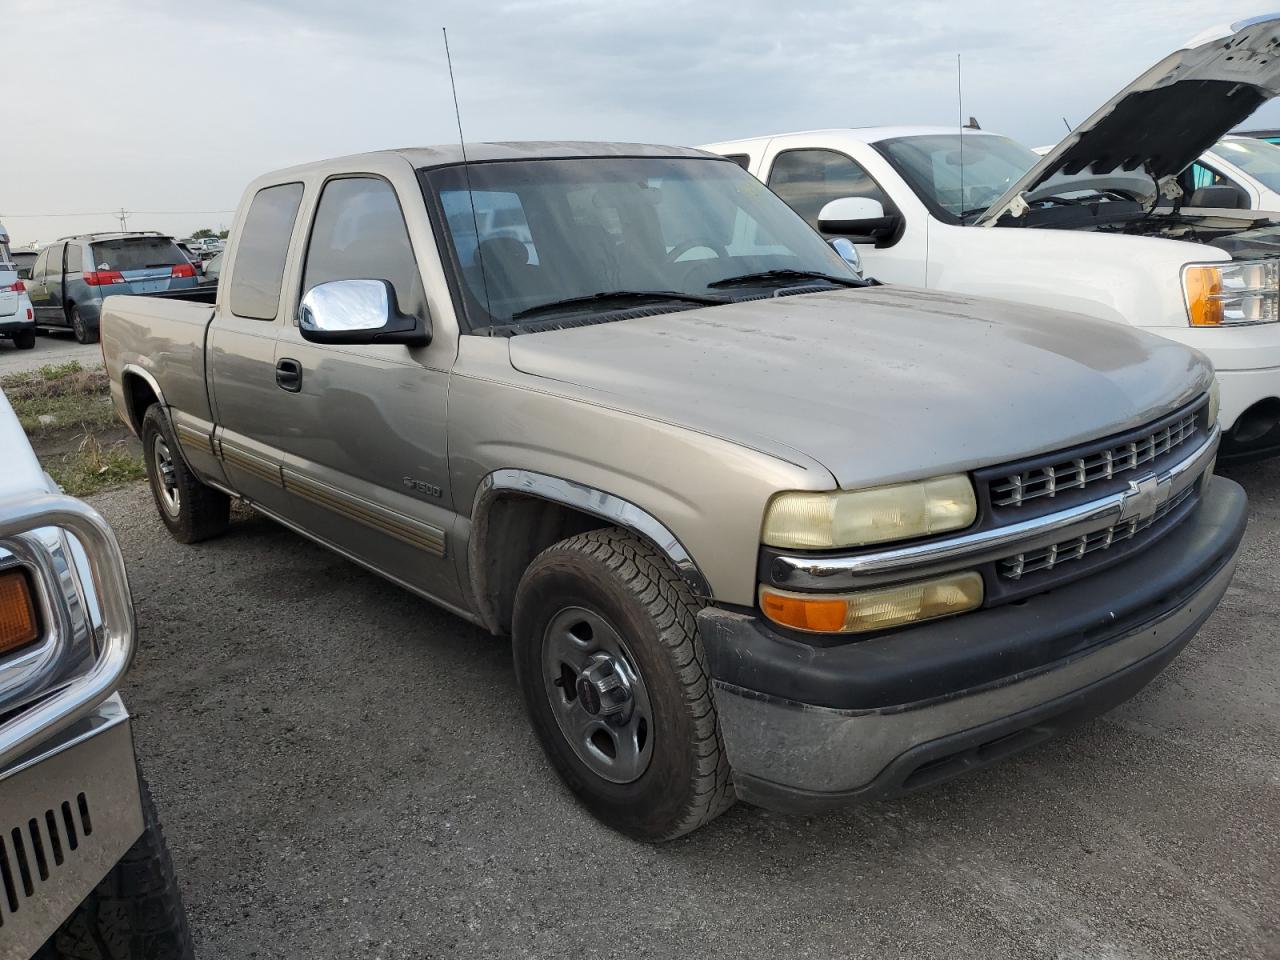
[
  {"x1": 510, "y1": 290, "x2": 727, "y2": 321},
  {"x1": 707, "y1": 269, "x2": 865, "y2": 289}
]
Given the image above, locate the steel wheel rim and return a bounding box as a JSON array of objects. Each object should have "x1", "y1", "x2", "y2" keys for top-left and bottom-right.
[
  {"x1": 541, "y1": 605, "x2": 654, "y2": 784},
  {"x1": 152, "y1": 435, "x2": 181, "y2": 517}
]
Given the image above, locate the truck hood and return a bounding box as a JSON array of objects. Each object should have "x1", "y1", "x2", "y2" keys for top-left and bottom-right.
[
  {"x1": 507, "y1": 289, "x2": 1210, "y2": 489},
  {"x1": 980, "y1": 14, "x2": 1280, "y2": 225}
]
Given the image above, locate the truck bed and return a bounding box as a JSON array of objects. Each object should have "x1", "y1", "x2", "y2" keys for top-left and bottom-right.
[{"x1": 100, "y1": 294, "x2": 217, "y2": 434}]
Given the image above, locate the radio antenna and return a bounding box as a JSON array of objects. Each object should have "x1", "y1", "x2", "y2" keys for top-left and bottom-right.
[
  {"x1": 956, "y1": 54, "x2": 966, "y2": 222},
  {"x1": 442, "y1": 27, "x2": 493, "y2": 329},
  {"x1": 1061, "y1": 115, "x2": 1072, "y2": 133}
]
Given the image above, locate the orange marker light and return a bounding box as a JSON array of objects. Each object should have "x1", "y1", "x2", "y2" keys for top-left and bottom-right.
[
  {"x1": 1184, "y1": 266, "x2": 1224, "y2": 327},
  {"x1": 759, "y1": 590, "x2": 849, "y2": 633},
  {"x1": 0, "y1": 570, "x2": 39, "y2": 655}
]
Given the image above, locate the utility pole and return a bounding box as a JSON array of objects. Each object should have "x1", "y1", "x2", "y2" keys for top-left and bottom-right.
[{"x1": 117, "y1": 208, "x2": 128, "y2": 232}]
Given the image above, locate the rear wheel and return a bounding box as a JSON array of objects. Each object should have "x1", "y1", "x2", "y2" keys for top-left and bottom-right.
[
  {"x1": 36, "y1": 772, "x2": 193, "y2": 960},
  {"x1": 513, "y1": 528, "x2": 735, "y2": 841},
  {"x1": 141, "y1": 404, "x2": 229, "y2": 543},
  {"x1": 13, "y1": 329, "x2": 35, "y2": 349},
  {"x1": 71, "y1": 305, "x2": 98, "y2": 344}
]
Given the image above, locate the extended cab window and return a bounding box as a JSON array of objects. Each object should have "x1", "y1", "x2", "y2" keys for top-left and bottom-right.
[
  {"x1": 302, "y1": 177, "x2": 427, "y2": 319},
  {"x1": 767, "y1": 150, "x2": 892, "y2": 231},
  {"x1": 230, "y1": 182, "x2": 304, "y2": 320}
]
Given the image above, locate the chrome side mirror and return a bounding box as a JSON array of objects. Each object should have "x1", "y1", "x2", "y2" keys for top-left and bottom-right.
[
  {"x1": 298, "y1": 279, "x2": 430, "y2": 347},
  {"x1": 829, "y1": 238, "x2": 863, "y2": 278}
]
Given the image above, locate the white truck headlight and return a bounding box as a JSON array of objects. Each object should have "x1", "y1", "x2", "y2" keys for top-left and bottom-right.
[
  {"x1": 762, "y1": 475, "x2": 977, "y2": 550},
  {"x1": 1183, "y1": 260, "x2": 1280, "y2": 326}
]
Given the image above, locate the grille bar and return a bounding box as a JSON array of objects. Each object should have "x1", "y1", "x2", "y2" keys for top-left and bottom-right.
[
  {"x1": 999, "y1": 485, "x2": 1195, "y2": 580},
  {"x1": 992, "y1": 412, "x2": 1198, "y2": 508}
]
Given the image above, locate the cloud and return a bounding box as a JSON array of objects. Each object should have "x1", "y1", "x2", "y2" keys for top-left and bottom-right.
[{"x1": 4, "y1": 0, "x2": 1276, "y2": 242}]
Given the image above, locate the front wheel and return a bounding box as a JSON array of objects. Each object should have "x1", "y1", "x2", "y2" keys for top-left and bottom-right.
[
  {"x1": 71, "y1": 305, "x2": 98, "y2": 344},
  {"x1": 37, "y1": 773, "x2": 193, "y2": 960},
  {"x1": 513, "y1": 528, "x2": 734, "y2": 841},
  {"x1": 141, "y1": 404, "x2": 229, "y2": 543}
]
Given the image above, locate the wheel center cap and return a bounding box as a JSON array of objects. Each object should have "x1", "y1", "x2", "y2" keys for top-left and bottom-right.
[{"x1": 576, "y1": 653, "x2": 632, "y2": 723}]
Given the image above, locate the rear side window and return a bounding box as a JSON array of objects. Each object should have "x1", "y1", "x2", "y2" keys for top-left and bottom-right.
[
  {"x1": 767, "y1": 149, "x2": 892, "y2": 231},
  {"x1": 90, "y1": 237, "x2": 183, "y2": 271},
  {"x1": 230, "y1": 182, "x2": 304, "y2": 320},
  {"x1": 301, "y1": 177, "x2": 426, "y2": 319},
  {"x1": 65, "y1": 244, "x2": 82, "y2": 273}
]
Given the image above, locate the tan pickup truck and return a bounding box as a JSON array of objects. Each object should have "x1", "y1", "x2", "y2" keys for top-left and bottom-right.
[{"x1": 101, "y1": 142, "x2": 1245, "y2": 840}]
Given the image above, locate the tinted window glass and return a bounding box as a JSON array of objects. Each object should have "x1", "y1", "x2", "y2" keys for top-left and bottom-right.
[
  {"x1": 230, "y1": 182, "x2": 304, "y2": 320},
  {"x1": 32, "y1": 249, "x2": 48, "y2": 277},
  {"x1": 65, "y1": 243, "x2": 83, "y2": 273},
  {"x1": 44, "y1": 244, "x2": 64, "y2": 278},
  {"x1": 768, "y1": 150, "x2": 892, "y2": 230},
  {"x1": 302, "y1": 177, "x2": 426, "y2": 318},
  {"x1": 91, "y1": 237, "x2": 184, "y2": 271}
]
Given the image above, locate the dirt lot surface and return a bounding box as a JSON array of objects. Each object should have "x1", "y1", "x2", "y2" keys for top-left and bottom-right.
[{"x1": 91, "y1": 461, "x2": 1279, "y2": 960}]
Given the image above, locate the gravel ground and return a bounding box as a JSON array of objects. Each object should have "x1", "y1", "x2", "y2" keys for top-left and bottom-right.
[
  {"x1": 94, "y1": 461, "x2": 1280, "y2": 960},
  {"x1": 0, "y1": 332, "x2": 102, "y2": 376}
]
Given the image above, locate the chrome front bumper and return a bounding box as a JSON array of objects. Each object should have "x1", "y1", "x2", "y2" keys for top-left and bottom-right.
[{"x1": 0, "y1": 696, "x2": 142, "y2": 960}]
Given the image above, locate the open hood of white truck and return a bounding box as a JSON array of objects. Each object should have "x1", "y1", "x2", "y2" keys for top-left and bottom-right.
[{"x1": 978, "y1": 14, "x2": 1280, "y2": 225}]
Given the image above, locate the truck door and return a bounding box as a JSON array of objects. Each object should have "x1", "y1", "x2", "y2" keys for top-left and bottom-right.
[
  {"x1": 760, "y1": 145, "x2": 928, "y2": 286},
  {"x1": 208, "y1": 181, "x2": 306, "y2": 511},
  {"x1": 269, "y1": 174, "x2": 462, "y2": 608}
]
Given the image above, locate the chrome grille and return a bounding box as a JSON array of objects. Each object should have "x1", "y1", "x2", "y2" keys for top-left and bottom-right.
[
  {"x1": 999, "y1": 485, "x2": 1195, "y2": 581},
  {"x1": 992, "y1": 412, "x2": 1198, "y2": 508}
]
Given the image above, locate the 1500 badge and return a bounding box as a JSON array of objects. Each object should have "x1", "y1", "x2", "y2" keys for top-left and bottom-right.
[{"x1": 402, "y1": 477, "x2": 442, "y2": 498}]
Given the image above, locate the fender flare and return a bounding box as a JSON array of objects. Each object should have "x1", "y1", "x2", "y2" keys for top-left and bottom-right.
[
  {"x1": 468, "y1": 469, "x2": 713, "y2": 631},
  {"x1": 119, "y1": 364, "x2": 168, "y2": 434}
]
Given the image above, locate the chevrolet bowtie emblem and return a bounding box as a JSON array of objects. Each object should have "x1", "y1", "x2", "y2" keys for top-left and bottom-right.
[{"x1": 1118, "y1": 473, "x2": 1171, "y2": 524}]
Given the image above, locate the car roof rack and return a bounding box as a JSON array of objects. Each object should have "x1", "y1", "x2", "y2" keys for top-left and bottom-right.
[{"x1": 53, "y1": 230, "x2": 169, "y2": 242}]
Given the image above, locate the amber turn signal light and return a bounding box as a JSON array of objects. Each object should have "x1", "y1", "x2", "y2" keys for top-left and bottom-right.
[
  {"x1": 760, "y1": 572, "x2": 984, "y2": 635},
  {"x1": 0, "y1": 569, "x2": 40, "y2": 655}
]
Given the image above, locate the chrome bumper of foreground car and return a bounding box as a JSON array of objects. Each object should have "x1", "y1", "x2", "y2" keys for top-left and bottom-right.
[
  {"x1": 701, "y1": 477, "x2": 1246, "y2": 814},
  {"x1": 0, "y1": 695, "x2": 143, "y2": 960}
]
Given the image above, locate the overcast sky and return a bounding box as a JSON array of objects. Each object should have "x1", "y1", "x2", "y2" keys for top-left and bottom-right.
[{"x1": 4, "y1": 0, "x2": 1277, "y2": 244}]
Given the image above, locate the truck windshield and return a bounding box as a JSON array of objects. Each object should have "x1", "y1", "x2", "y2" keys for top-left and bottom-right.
[
  {"x1": 877, "y1": 134, "x2": 1043, "y2": 221},
  {"x1": 1212, "y1": 137, "x2": 1280, "y2": 192},
  {"x1": 420, "y1": 156, "x2": 859, "y2": 330},
  {"x1": 879, "y1": 133, "x2": 1158, "y2": 222}
]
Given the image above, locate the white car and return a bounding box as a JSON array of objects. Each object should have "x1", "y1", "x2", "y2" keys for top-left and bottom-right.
[
  {"x1": 1188, "y1": 136, "x2": 1280, "y2": 211},
  {"x1": 704, "y1": 14, "x2": 1280, "y2": 461},
  {"x1": 0, "y1": 222, "x2": 36, "y2": 350}
]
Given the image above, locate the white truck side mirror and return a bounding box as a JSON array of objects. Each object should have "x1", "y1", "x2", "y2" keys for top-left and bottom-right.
[{"x1": 818, "y1": 196, "x2": 900, "y2": 243}]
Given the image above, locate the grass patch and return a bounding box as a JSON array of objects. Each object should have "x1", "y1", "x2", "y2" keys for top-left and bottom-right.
[
  {"x1": 3, "y1": 360, "x2": 145, "y2": 495},
  {"x1": 45, "y1": 434, "x2": 146, "y2": 498},
  {"x1": 1, "y1": 360, "x2": 116, "y2": 437}
]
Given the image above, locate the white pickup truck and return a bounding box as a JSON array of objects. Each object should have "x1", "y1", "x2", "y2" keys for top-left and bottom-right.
[{"x1": 705, "y1": 14, "x2": 1280, "y2": 461}]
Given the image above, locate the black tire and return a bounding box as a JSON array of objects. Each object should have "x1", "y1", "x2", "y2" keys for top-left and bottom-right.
[
  {"x1": 37, "y1": 773, "x2": 194, "y2": 960},
  {"x1": 513, "y1": 528, "x2": 734, "y2": 841},
  {"x1": 141, "y1": 404, "x2": 229, "y2": 543},
  {"x1": 14, "y1": 328, "x2": 35, "y2": 349},
  {"x1": 71, "y1": 305, "x2": 98, "y2": 344}
]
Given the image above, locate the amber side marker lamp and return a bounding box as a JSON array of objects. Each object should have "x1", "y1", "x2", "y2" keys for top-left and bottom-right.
[{"x1": 0, "y1": 569, "x2": 40, "y2": 655}]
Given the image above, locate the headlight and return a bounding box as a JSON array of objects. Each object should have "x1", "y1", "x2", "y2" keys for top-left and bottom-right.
[
  {"x1": 1208, "y1": 378, "x2": 1221, "y2": 426},
  {"x1": 762, "y1": 475, "x2": 977, "y2": 550},
  {"x1": 759, "y1": 571, "x2": 984, "y2": 634},
  {"x1": 1183, "y1": 260, "x2": 1280, "y2": 326}
]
